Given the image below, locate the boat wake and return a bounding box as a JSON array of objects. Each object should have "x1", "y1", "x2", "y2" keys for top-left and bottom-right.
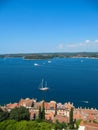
[{"x1": 81, "y1": 101, "x2": 89, "y2": 104}]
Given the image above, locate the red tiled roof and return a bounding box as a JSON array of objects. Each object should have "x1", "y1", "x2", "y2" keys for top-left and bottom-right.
[
  {"x1": 18, "y1": 98, "x2": 34, "y2": 107},
  {"x1": 6, "y1": 103, "x2": 18, "y2": 108}
]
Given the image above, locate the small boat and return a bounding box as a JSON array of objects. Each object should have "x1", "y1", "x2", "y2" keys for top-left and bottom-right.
[
  {"x1": 82, "y1": 101, "x2": 89, "y2": 103},
  {"x1": 48, "y1": 60, "x2": 52, "y2": 63},
  {"x1": 34, "y1": 63, "x2": 39, "y2": 66},
  {"x1": 39, "y1": 79, "x2": 49, "y2": 91}
]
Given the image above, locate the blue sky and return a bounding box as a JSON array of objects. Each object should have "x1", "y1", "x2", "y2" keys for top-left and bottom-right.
[{"x1": 0, "y1": 0, "x2": 98, "y2": 54}]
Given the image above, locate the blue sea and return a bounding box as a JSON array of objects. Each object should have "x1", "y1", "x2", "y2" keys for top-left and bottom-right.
[{"x1": 0, "y1": 57, "x2": 98, "y2": 108}]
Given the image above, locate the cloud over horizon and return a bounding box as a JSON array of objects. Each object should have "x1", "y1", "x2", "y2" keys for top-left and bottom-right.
[{"x1": 57, "y1": 39, "x2": 98, "y2": 52}]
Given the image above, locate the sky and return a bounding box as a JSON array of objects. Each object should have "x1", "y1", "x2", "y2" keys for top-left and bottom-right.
[{"x1": 0, "y1": 0, "x2": 98, "y2": 54}]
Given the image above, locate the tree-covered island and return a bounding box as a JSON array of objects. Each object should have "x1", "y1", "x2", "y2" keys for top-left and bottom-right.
[{"x1": 0, "y1": 52, "x2": 98, "y2": 59}]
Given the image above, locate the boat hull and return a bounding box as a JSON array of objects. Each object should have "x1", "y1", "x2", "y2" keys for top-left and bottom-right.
[{"x1": 39, "y1": 87, "x2": 49, "y2": 91}]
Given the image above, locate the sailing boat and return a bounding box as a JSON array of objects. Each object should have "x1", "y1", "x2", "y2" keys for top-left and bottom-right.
[{"x1": 39, "y1": 79, "x2": 49, "y2": 91}]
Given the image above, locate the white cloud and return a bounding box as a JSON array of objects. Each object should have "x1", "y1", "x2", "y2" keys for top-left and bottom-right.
[
  {"x1": 57, "y1": 39, "x2": 98, "y2": 52},
  {"x1": 67, "y1": 44, "x2": 77, "y2": 48},
  {"x1": 95, "y1": 40, "x2": 98, "y2": 43},
  {"x1": 79, "y1": 43, "x2": 85, "y2": 46},
  {"x1": 85, "y1": 40, "x2": 90, "y2": 43},
  {"x1": 58, "y1": 43, "x2": 65, "y2": 49}
]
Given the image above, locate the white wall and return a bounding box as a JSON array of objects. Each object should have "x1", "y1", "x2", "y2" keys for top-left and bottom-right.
[{"x1": 78, "y1": 125, "x2": 85, "y2": 130}]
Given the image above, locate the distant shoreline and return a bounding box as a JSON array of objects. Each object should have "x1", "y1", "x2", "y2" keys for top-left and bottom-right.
[
  {"x1": 1, "y1": 57, "x2": 98, "y2": 60},
  {"x1": 0, "y1": 52, "x2": 98, "y2": 60}
]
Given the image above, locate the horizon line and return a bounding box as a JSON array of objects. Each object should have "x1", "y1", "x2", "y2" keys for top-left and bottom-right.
[{"x1": 0, "y1": 51, "x2": 98, "y2": 55}]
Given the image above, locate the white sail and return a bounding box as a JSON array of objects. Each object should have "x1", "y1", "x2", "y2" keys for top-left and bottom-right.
[{"x1": 39, "y1": 79, "x2": 49, "y2": 91}]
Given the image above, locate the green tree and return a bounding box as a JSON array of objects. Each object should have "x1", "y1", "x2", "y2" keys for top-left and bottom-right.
[
  {"x1": 0, "y1": 108, "x2": 9, "y2": 122},
  {"x1": 41, "y1": 101, "x2": 45, "y2": 120},
  {"x1": 69, "y1": 107, "x2": 74, "y2": 129},
  {"x1": 60, "y1": 122, "x2": 67, "y2": 129},
  {"x1": 0, "y1": 120, "x2": 16, "y2": 130},
  {"x1": 38, "y1": 106, "x2": 42, "y2": 120},
  {"x1": 0, "y1": 120, "x2": 54, "y2": 130},
  {"x1": 55, "y1": 104, "x2": 57, "y2": 116},
  {"x1": 38, "y1": 101, "x2": 45, "y2": 120},
  {"x1": 9, "y1": 106, "x2": 30, "y2": 121},
  {"x1": 75, "y1": 119, "x2": 82, "y2": 129},
  {"x1": 53, "y1": 120, "x2": 67, "y2": 130}
]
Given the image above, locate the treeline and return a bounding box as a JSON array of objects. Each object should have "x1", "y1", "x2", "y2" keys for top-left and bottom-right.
[
  {"x1": 0, "y1": 120, "x2": 53, "y2": 130},
  {"x1": 0, "y1": 107, "x2": 30, "y2": 122},
  {"x1": 0, "y1": 52, "x2": 98, "y2": 59},
  {"x1": 0, "y1": 106, "x2": 80, "y2": 130},
  {"x1": 0, "y1": 106, "x2": 53, "y2": 130},
  {"x1": 0, "y1": 106, "x2": 68, "y2": 130},
  {"x1": 0, "y1": 120, "x2": 74, "y2": 130}
]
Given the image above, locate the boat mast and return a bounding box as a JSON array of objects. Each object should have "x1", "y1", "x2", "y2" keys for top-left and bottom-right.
[
  {"x1": 45, "y1": 81, "x2": 47, "y2": 87},
  {"x1": 42, "y1": 79, "x2": 44, "y2": 88}
]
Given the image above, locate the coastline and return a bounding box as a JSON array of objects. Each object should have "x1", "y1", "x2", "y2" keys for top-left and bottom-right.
[
  {"x1": 0, "y1": 52, "x2": 98, "y2": 60},
  {"x1": 0, "y1": 97, "x2": 98, "y2": 110},
  {"x1": 0, "y1": 56, "x2": 98, "y2": 60}
]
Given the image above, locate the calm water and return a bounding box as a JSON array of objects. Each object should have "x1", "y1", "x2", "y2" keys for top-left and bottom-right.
[{"x1": 0, "y1": 58, "x2": 98, "y2": 108}]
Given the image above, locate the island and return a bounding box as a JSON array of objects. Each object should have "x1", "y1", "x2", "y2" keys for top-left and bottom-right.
[{"x1": 0, "y1": 52, "x2": 98, "y2": 59}]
